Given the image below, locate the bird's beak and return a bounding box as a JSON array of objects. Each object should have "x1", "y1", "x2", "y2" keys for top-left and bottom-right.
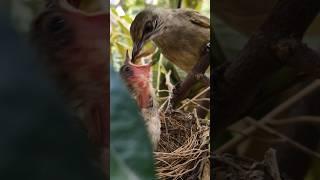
[{"x1": 132, "y1": 40, "x2": 144, "y2": 62}]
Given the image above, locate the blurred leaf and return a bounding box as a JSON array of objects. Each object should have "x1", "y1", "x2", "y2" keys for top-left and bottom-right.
[
  {"x1": 110, "y1": 67, "x2": 155, "y2": 180},
  {"x1": 183, "y1": 0, "x2": 203, "y2": 10},
  {"x1": 122, "y1": 14, "x2": 133, "y2": 24},
  {"x1": 110, "y1": 149, "x2": 140, "y2": 180},
  {"x1": 115, "y1": 41, "x2": 130, "y2": 58},
  {"x1": 117, "y1": 19, "x2": 131, "y2": 36},
  {"x1": 214, "y1": 17, "x2": 247, "y2": 60},
  {"x1": 168, "y1": 0, "x2": 180, "y2": 8}
]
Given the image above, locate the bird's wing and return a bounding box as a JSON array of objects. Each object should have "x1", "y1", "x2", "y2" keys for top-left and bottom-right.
[{"x1": 183, "y1": 10, "x2": 210, "y2": 28}]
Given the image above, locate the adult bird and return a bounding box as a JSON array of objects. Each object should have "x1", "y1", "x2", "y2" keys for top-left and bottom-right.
[
  {"x1": 130, "y1": 8, "x2": 210, "y2": 115},
  {"x1": 31, "y1": 0, "x2": 109, "y2": 175},
  {"x1": 131, "y1": 8, "x2": 210, "y2": 72},
  {"x1": 120, "y1": 51, "x2": 161, "y2": 149}
]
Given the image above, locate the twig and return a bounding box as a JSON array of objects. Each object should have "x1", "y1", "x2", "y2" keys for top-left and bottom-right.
[
  {"x1": 268, "y1": 116, "x2": 320, "y2": 126},
  {"x1": 245, "y1": 117, "x2": 320, "y2": 159},
  {"x1": 164, "y1": 70, "x2": 174, "y2": 112},
  {"x1": 177, "y1": 87, "x2": 210, "y2": 111},
  {"x1": 228, "y1": 127, "x2": 285, "y2": 144},
  {"x1": 177, "y1": 0, "x2": 182, "y2": 8},
  {"x1": 193, "y1": 108, "x2": 201, "y2": 130},
  {"x1": 214, "y1": 0, "x2": 320, "y2": 133},
  {"x1": 156, "y1": 54, "x2": 163, "y2": 97},
  {"x1": 157, "y1": 90, "x2": 170, "y2": 93},
  {"x1": 264, "y1": 149, "x2": 282, "y2": 180},
  {"x1": 159, "y1": 70, "x2": 174, "y2": 112},
  {"x1": 215, "y1": 80, "x2": 320, "y2": 154},
  {"x1": 213, "y1": 156, "x2": 246, "y2": 172},
  {"x1": 194, "y1": 98, "x2": 210, "y2": 102},
  {"x1": 186, "y1": 99, "x2": 210, "y2": 112}
]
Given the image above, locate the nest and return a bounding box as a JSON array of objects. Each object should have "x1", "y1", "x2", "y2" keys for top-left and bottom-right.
[
  {"x1": 154, "y1": 110, "x2": 210, "y2": 180},
  {"x1": 213, "y1": 149, "x2": 292, "y2": 180}
]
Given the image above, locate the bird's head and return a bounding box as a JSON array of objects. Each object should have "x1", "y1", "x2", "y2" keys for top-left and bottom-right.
[
  {"x1": 130, "y1": 8, "x2": 164, "y2": 60},
  {"x1": 120, "y1": 50, "x2": 153, "y2": 109}
]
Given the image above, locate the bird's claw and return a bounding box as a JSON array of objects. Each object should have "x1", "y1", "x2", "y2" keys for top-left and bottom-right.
[
  {"x1": 194, "y1": 73, "x2": 209, "y2": 86},
  {"x1": 206, "y1": 42, "x2": 210, "y2": 50},
  {"x1": 194, "y1": 73, "x2": 204, "y2": 80},
  {"x1": 200, "y1": 42, "x2": 210, "y2": 56}
]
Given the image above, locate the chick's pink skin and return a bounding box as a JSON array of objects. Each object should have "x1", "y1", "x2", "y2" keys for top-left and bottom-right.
[
  {"x1": 121, "y1": 50, "x2": 153, "y2": 109},
  {"x1": 127, "y1": 65, "x2": 152, "y2": 109},
  {"x1": 120, "y1": 51, "x2": 161, "y2": 149},
  {"x1": 58, "y1": 0, "x2": 109, "y2": 147},
  {"x1": 32, "y1": 0, "x2": 109, "y2": 173}
]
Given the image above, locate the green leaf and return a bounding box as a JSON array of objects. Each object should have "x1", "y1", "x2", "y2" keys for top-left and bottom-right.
[
  {"x1": 110, "y1": 149, "x2": 140, "y2": 180},
  {"x1": 117, "y1": 19, "x2": 131, "y2": 36},
  {"x1": 115, "y1": 41, "x2": 130, "y2": 58},
  {"x1": 110, "y1": 67, "x2": 155, "y2": 180}
]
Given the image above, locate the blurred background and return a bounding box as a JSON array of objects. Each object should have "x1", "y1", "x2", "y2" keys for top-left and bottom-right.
[
  {"x1": 0, "y1": 1, "x2": 106, "y2": 179},
  {"x1": 213, "y1": 1, "x2": 320, "y2": 180}
]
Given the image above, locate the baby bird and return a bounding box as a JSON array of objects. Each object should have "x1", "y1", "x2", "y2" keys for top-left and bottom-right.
[
  {"x1": 31, "y1": 0, "x2": 109, "y2": 173},
  {"x1": 120, "y1": 51, "x2": 161, "y2": 149}
]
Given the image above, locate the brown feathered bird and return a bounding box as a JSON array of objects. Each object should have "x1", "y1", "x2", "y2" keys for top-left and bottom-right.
[
  {"x1": 130, "y1": 8, "x2": 210, "y2": 72},
  {"x1": 120, "y1": 51, "x2": 161, "y2": 149},
  {"x1": 31, "y1": 0, "x2": 108, "y2": 174}
]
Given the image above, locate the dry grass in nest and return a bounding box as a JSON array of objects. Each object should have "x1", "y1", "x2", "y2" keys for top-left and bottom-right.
[
  {"x1": 154, "y1": 108, "x2": 210, "y2": 180},
  {"x1": 153, "y1": 70, "x2": 210, "y2": 179}
]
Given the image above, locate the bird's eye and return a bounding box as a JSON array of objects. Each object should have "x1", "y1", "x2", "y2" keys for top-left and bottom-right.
[
  {"x1": 124, "y1": 66, "x2": 130, "y2": 72},
  {"x1": 120, "y1": 65, "x2": 131, "y2": 74},
  {"x1": 120, "y1": 65, "x2": 133, "y2": 79},
  {"x1": 144, "y1": 21, "x2": 153, "y2": 34}
]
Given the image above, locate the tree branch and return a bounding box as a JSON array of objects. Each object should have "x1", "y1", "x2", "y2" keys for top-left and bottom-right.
[
  {"x1": 273, "y1": 39, "x2": 320, "y2": 77},
  {"x1": 215, "y1": 80, "x2": 320, "y2": 154},
  {"x1": 214, "y1": 0, "x2": 320, "y2": 134}
]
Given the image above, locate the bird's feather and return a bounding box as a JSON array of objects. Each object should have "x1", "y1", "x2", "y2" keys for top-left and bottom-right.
[{"x1": 183, "y1": 10, "x2": 210, "y2": 28}]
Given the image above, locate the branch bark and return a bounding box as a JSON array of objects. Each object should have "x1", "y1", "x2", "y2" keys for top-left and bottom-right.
[
  {"x1": 171, "y1": 51, "x2": 209, "y2": 109},
  {"x1": 274, "y1": 39, "x2": 320, "y2": 77},
  {"x1": 214, "y1": 0, "x2": 320, "y2": 134}
]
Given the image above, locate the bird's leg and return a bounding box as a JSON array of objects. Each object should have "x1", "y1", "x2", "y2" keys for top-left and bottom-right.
[
  {"x1": 194, "y1": 43, "x2": 213, "y2": 119},
  {"x1": 171, "y1": 42, "x2": 210, "y2": 112},
  {"x1": 195, "y1": 73, "x2": 210, "y2": 86}
]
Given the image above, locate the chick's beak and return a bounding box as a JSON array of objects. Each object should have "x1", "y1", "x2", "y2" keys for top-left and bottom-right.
[{"x1": 132, "y1": 40, "x2": 143, "y2": 62}]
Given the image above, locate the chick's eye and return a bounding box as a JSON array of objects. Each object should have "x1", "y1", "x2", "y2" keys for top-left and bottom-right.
[
  {"x1": 124, "y1": 66, "x2": 130, "y2": 72},
  {"x1": 120, "y1": 65, "x2": 131, "y2": 74},
  {"x1": 144, "y1": 21, "x2": 153, "y2": 33}
]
